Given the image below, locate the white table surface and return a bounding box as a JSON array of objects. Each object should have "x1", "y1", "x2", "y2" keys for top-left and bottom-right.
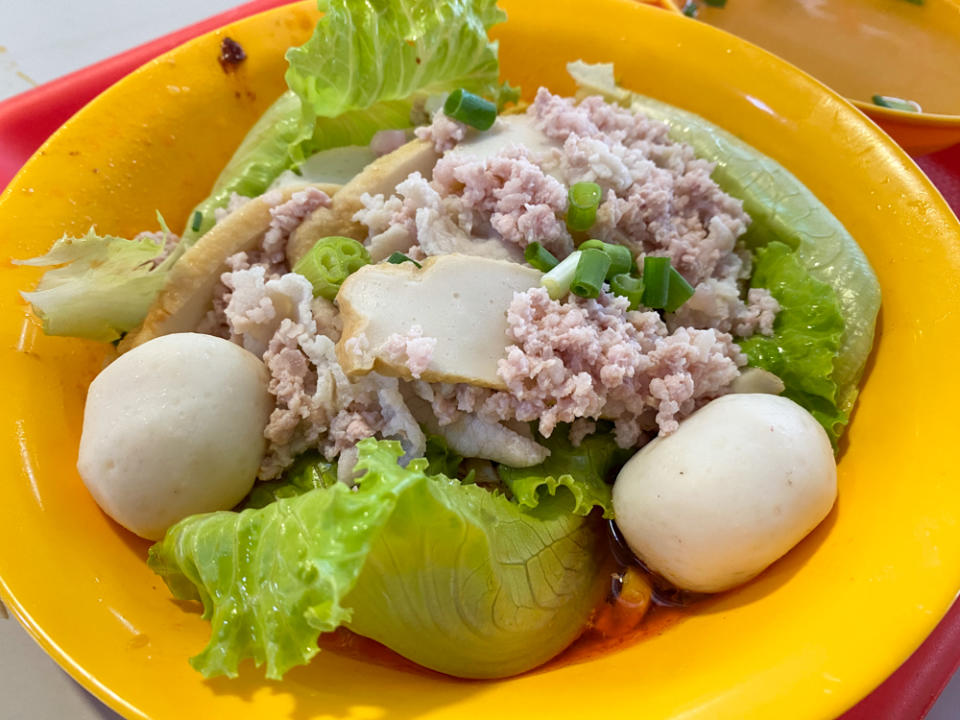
[{"x1": 1, "y1": 2, "x2": 958, "y2": 719}]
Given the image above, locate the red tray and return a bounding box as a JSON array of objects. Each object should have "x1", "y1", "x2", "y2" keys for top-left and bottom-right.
[{"x1": 1, "y1": 2, "x2": 958, "y2": 717}]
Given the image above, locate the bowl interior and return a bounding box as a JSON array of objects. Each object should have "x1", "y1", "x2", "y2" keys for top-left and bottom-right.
[{"x1": 2, "y1": 1, "x2": 960, "y2": 719}]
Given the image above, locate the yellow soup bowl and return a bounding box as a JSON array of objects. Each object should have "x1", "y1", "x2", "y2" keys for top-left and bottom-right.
[{"x1": 1, "y1": 1, "x2": 960, "y2": 719}]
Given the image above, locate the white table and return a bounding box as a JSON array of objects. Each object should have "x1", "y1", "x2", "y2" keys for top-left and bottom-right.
[{"x1": 0, "y1": 2, "x2": 957, "y2": 718}]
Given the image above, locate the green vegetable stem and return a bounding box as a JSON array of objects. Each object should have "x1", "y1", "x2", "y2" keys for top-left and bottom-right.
[
  {"x1": 641, "y1": 256, "x2": 671, "y2": 308},
  {"x1": 524, "y1": 242, "x2": 559, "y2": 272},
  {"x1": 541, "y1": 250, "x2": 582, "y2": 299},
  {"x1": 664, "y1": 266, "x2": 695, "y2": 312},
  {"x1": 579, "y1": 238, "x2": 632, "y2": 278},
  {"x1": 571, "y1": 248, "x2": 611, "y2": 299},
  {"x1": 443, "y1": 88, "x2": 498, "y2": 130},
  {"x1": 566, "y1": 181, "x2": 602, "y2": 231},
  {"x1": 610, "y1": 273, "x2": 645, "y2": 310}
]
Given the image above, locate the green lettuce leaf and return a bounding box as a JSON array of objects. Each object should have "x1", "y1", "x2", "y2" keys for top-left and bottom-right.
[
  {"x1": 423, "y1": 433, "x2": 465, "y2": 478},
  {"x1": 567, "y1": 61, "x2": 881, "y2": 438},
  {"x1": 240, "y1": 451, "x2": 338, "y2": 510},
  {"x1": 149, "y1": 439, "x2": 602, "y2": 680},
  {"x1": 16, "y1": 225, "x2": 181, "y2": 342},
  {"x1": 286, "y1": 0, "x2": 507, "y2": 118},
  {"x1": 183, "y1": 0, "x2": 510, "y2": 241},
  {"x1": 498, "y1": 425, "x2": 629, "y2": 518},
  {"x1": 739, "y1": 242, "x2": 847, "y2": 441},
  {"x1": 183, "y1": 90, "x2": 314, "y2": 239}
]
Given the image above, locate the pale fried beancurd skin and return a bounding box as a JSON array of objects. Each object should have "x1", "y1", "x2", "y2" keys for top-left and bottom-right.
[{"x1": 78, "y1": 333, "x2": 273, "y2": 540}]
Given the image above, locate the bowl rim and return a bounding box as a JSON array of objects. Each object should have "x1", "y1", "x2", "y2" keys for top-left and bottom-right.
[{"x1": 3, "y1": 1, "x2": 960, "y2": 719}]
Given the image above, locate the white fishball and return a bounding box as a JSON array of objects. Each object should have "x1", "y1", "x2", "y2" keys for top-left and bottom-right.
[
  {"x1": 78, "y1": 333, "x2": 272, "y2": 540},
  {"x1": 612, "y1": 393, "x2": 837, "y2": 594}
]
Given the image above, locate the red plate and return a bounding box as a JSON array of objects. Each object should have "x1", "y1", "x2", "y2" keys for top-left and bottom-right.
[{"x1": 1, "y1": 2, "x2": 957, "y2": 717}]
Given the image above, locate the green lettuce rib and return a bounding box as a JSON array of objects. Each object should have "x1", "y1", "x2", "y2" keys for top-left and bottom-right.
[{"x1": 149, "y1": 439, "x2": 602, "y2": 680}]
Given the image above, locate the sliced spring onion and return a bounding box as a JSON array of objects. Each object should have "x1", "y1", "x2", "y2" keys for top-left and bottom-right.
[
  {"x1": 571, "y1": 249, "x2": 611, "y2": 299},
  {"x1": 641, "y1": 256, "x2": 671, "y2": 309},
  {"x1": 682, "y1": 0, "x2": 698, "y2": 17},
  {"x1": 578, "y1": 239, "x2": 632, "y2": 278},
  {"x1": 190, "y1": 211, "x2": 203, "y2": 232},
  {"x1": 703, "y1": 0, "x2": 726, "y2": 6},
  {"x1": 443, "y1": 89, "x2": 497, "y2": 131},
  {"x1": 386, "y1": 251, "x2": 422, "y2": 269},
  {"x1": 871, "y1": 94, "x2": 922, "y2": 113},
  {"x1": 524, "y1": 242, "x2": 559, "y2": 272},
  {"x1": 566, "y1": 181, "x2": 602, "y2": 232},
  {"x1": 293, "y1": 236, "x2": 371, "y2": 300},
  {"x1": 610, "y1": 273, "x2": 645, "y2": 310},
  {"x1": 541, "y1": 250, "x2": 582, "y2": 299},
  {"x1": 665, "y1": 267, "x2": 696, "y2": 313}
]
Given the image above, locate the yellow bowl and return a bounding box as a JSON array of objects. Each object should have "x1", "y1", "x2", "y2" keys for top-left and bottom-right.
[
  {"x1": 663, "y1": 0, "x2": 960, "y2": 155},
  {"x1": 2, "y1": 1, "x2": 960, "y2": 718}
]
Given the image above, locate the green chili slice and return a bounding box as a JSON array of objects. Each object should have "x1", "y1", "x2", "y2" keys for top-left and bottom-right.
[{"x1": 293, "y1": 236, "x2": 371, "y2": 300}]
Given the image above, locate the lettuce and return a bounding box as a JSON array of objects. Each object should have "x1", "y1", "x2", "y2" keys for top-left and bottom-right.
[
  {"x1": 567, "y1": 61, "x2": 881, "y2": 441},
  {"x1": 149, "y1": 439, "x2": 602, "y2": 680},
  {"x1": 739, "y1": 243, "x2": 847, "y2": 441},
  {"x1": 423, "y1": 433, "x2": 466, "y2": 478},
  {"x1": 23, "y1": 0, "x2": 514, "y2": 339},
  {"x1": 16, "y1": 225, "x2": 181, "y2": 342},
  {"x1": 183, "y1": 91, "x2": 315, "y2": 239},
  {"x1": 183, "y1": 0, "x2": 512, "y2": 241},
  {"x1": 498, "y1": 425, "x2": 628, "y2": 518},
  {"x1": 240, "y1": 451, "x2": 338, "y2": 510}
]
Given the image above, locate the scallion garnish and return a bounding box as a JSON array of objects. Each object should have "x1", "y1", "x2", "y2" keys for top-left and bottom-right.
[
  {"x1": 524, "y1": 242, "x2": 559, "y2": 272},
  {"x1": 293, "y1": 236, "x2": 371, "y2": 300},
  {"x1": 703, "y1": 0, "x2": 726, "y2": 6},
  {"x1": 541, "y1": 250, "x2": 582, "y2": 299},
  {"x1": 641, "y1": 256, "x2": 671, "y2": 309},
  {"x1": 443, "y1": 89, "x2": 497, "y2": 131},
  {"x1": 190, "y1": 211, "x2": 203, "y2": 232},
  {"x1": 579, "y1": 239, "x2": 632, "y2": 278},
  {"x1": 871, "y1": 94, "x2": 922, "y2": 113},
  {"x1": 566, "y1": 181, "x2": 602, "y2": 232},
  {"x1": 386, "y1": 251, "x2": 422, "y2": 268},
  {"x1": 682, "y1": 0, "x2": 698, "y2": 16},
  {"x1": 665, "y1": 267, "x2": 695, "y2": 313},
  {"x1": 571, "y1": 248, "x2": 611, "y2": 299},
  {"x1": 610, "y1": 273, "x2": 645, "y2": 310}
]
